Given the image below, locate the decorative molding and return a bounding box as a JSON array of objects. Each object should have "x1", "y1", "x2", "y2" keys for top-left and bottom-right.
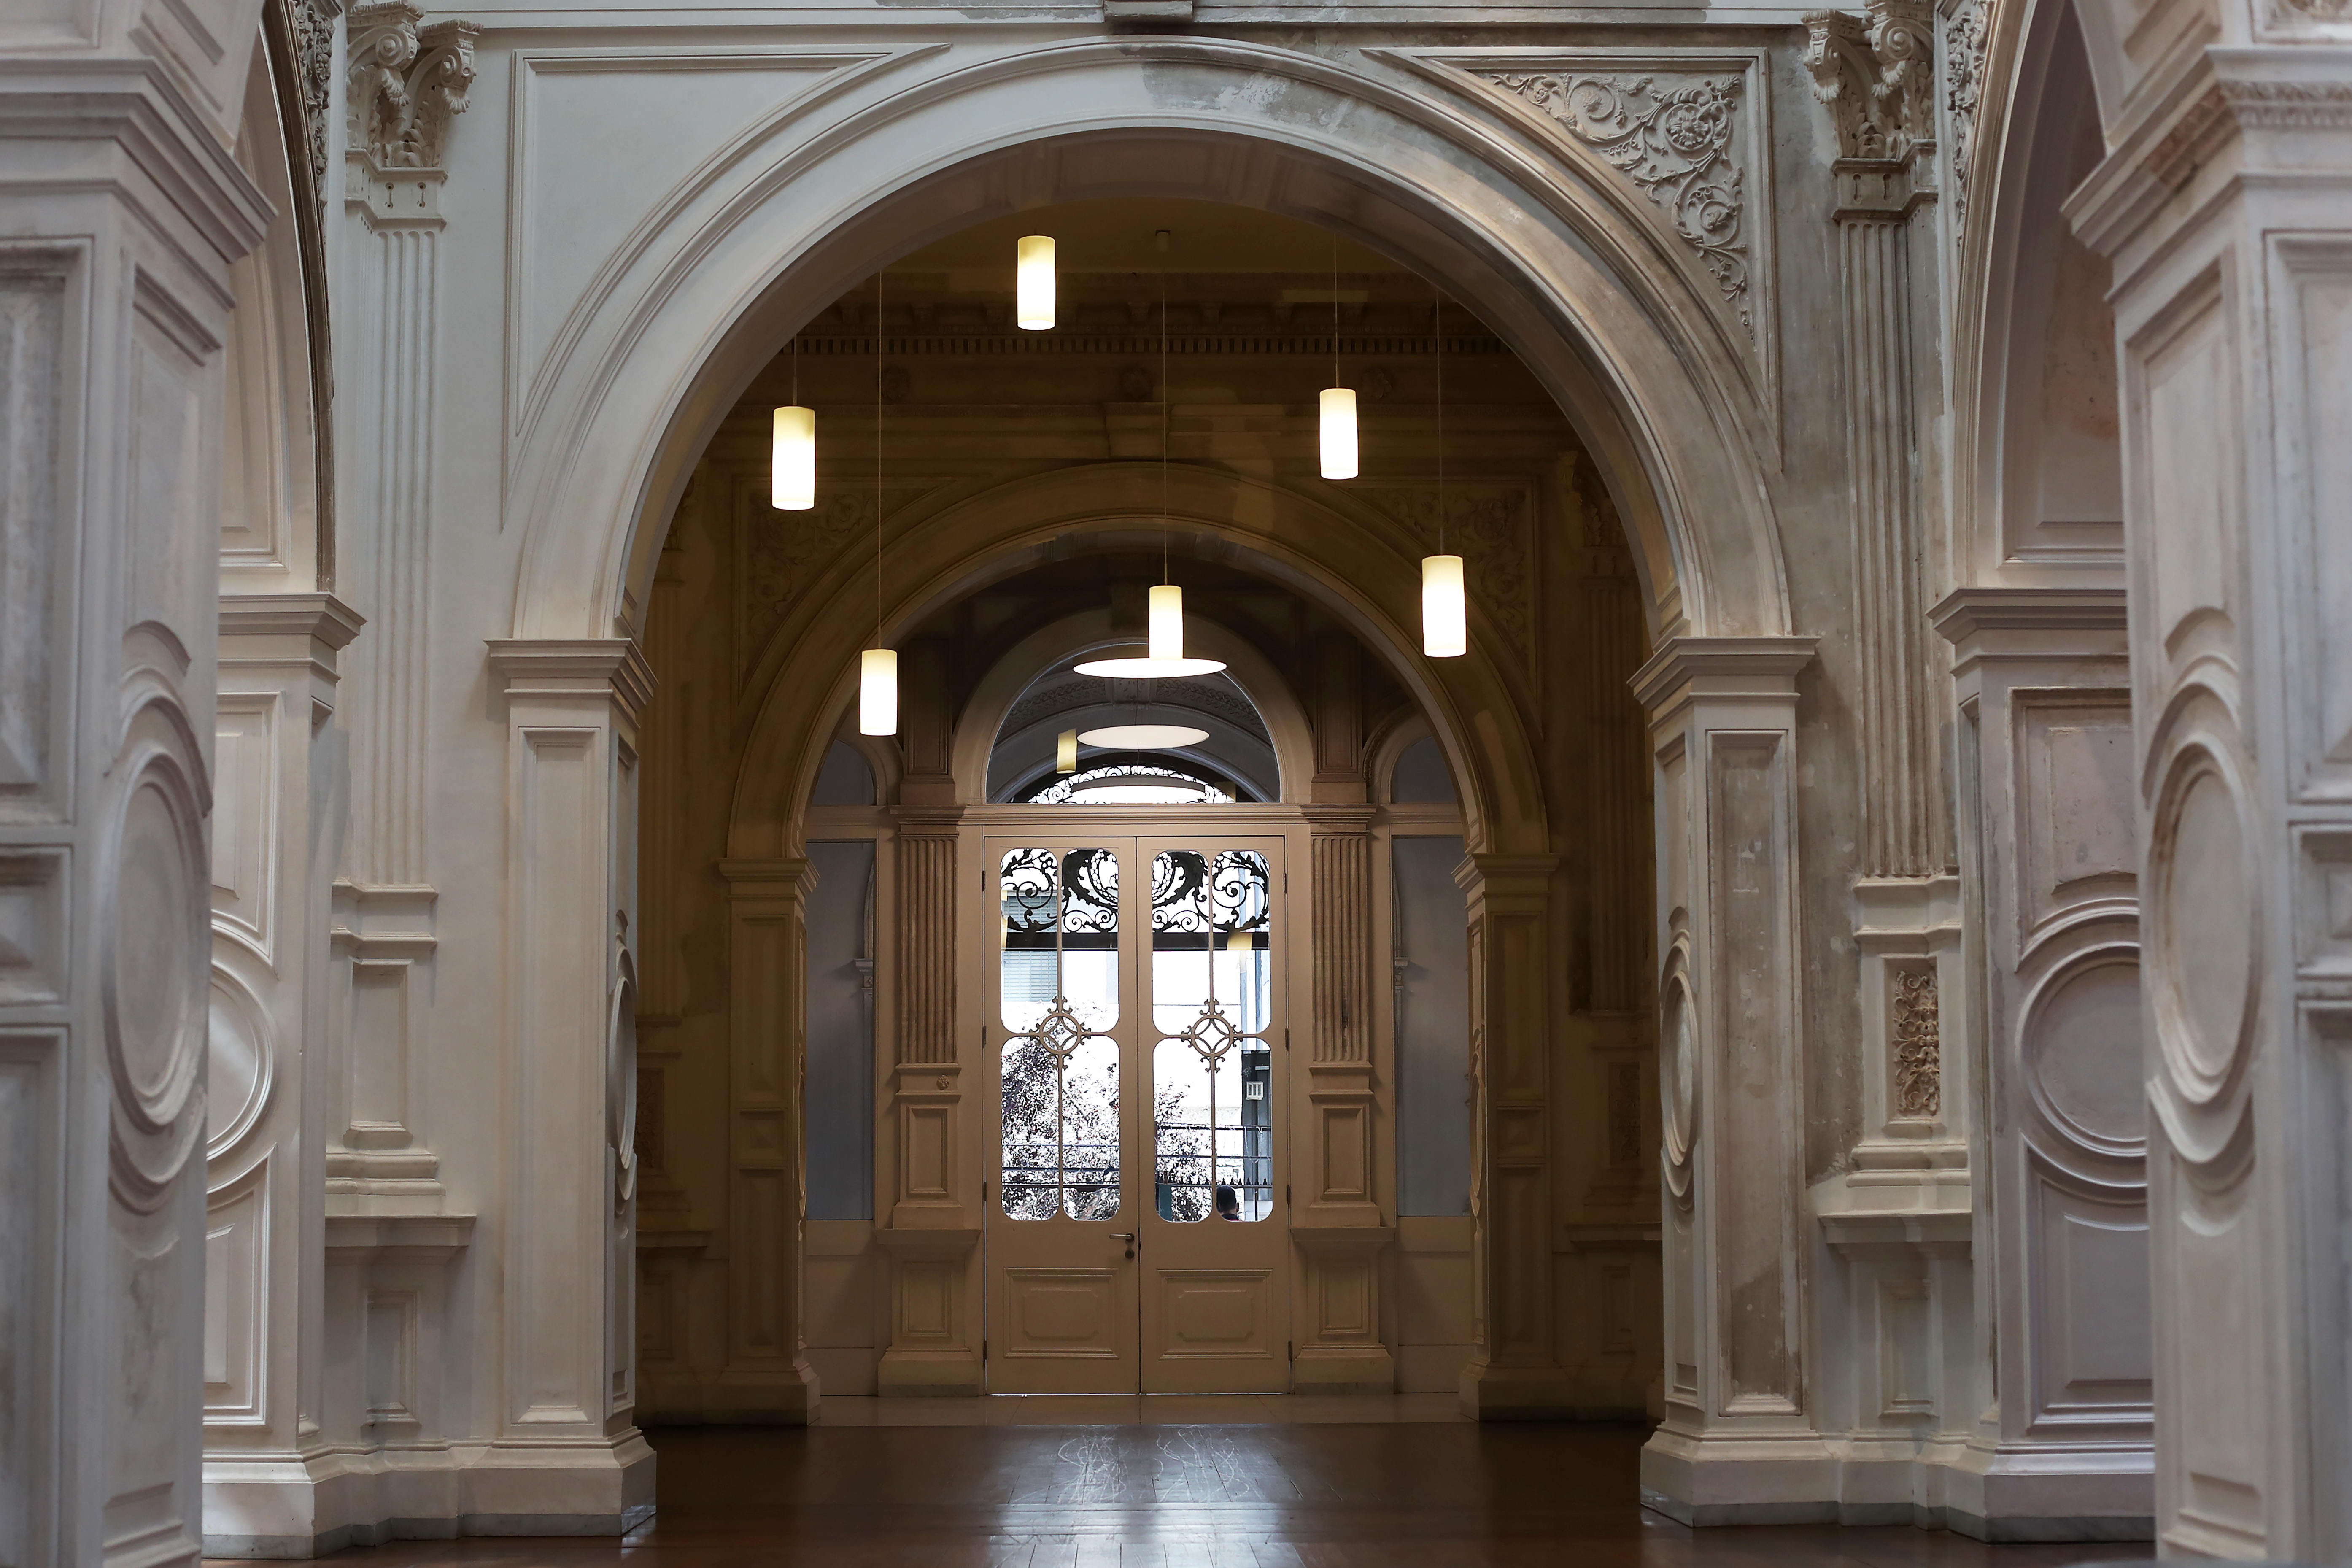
[
  {"x1": 2219, "y1": 76, "x2": 2352, "y2": 127},
  {"x1": 283, "y1": 0, "x2": 340, "y2": 208},
  {"x1": 1892, "y1": 968, "x2": 1940, "y2": 1117},
  {"x1": 1941, "y1": 0, "x2": 1991, "y2": 233},
  {"x1": 346, "y1": 2, "x2": 481, "y2": 171},
  {"x1": 1804, "y1": 0, "x2": 1937, "y2": 160},
  {"x1": 1471, "y1": 70, "x2": 1752, "y2": 333}
]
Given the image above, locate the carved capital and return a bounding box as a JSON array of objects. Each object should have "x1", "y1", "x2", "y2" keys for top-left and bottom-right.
[
  {"x1": 346, "y1": 1, "x2": 481, "y2": 172},
  {"x1": 1805, "y1": 0, "x2": 1936, "y2": 160}
]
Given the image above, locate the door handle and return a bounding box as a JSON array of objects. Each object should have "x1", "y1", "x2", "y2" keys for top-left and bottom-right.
[{"x1": 1109, "y1": 1231, "x2": 1136, "y2": 1259}]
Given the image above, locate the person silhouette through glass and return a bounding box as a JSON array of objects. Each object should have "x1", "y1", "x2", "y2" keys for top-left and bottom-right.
[{"x1": 1215, "y1": 1183, "x2": 1242, "y2": 1221}]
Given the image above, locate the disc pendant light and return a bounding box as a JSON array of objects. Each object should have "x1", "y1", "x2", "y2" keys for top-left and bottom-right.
[
  {"x1": 1320, "y1": 235, "x2": 1357, "y2": 480},
  {"x1": 860, "y1": 272, "x2": 898, "y2": 734},
  {"x1": 1017, "y1": 235, "x2": 1055, "y2": 331},
  {"x1": 1076, "y1": 229, "x2": 1227, "y2": 683},
  {"x1": 1423, "y1": 288, "x2": 1467, "y2": 658},
  {"x1": 1079, "y1": 722, "x2": 1211, "y2": 750},
  {"x1": 771, "y1": 337, "x2": 815, "y2": 511}
]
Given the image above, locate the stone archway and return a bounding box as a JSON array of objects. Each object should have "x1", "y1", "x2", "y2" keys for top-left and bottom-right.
[{"x1": 488, "y1": 58, "x2": 1813, "y2": 1447}]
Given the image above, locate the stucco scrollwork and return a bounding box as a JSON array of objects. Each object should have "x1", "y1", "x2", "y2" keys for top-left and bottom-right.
[
  {"x1": 347, "y1": 1, "x2": 482, "y2": 170},
  {"x1": 284, "y1": 0, "x2": 340, "y2": 205},
  {"x1": 1941, "y1": 0, "x2": 1991, "y2": 232},
  {"x1": 1476, "y1": 70, "x2": 1751, "y2": 334},
  {"x1": 1891, "y1": 967, "x2": 1940, "y2": 1118},
  {"x1": 1805, "y1": 0, "x2": 1937, "y2": 159}
]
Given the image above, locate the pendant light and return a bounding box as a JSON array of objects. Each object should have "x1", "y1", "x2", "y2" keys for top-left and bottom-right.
[
  {"x1": 1423, "y1": 287, "x2": 1467, "y2": 658},
  {"x1": 1320, "y1": 234, "x2": 1357, "y2": 480},
  {"x1": 1017, "y1": 234, "x2": 1055, "y2": 331},
  {"x1": 1057, "y1": 729, "x2": 1079, "y2": 773},
  {"x1": 1076, "y1": 228, "x2": 1227, "y2": 682},
  {"x1": 771, "y1": 335, "x2": 815, "y2": 511},
  {"x1": 860, "y1": 272, "x2": 898, "y2": 734},
  {"x1": 1079, "y1": 722, "x2": 1211, "y2": 750}
]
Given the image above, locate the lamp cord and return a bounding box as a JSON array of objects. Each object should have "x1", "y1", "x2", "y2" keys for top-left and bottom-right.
[
  {"x1": 1330, "y1": 233, "x2": 1340, "y2": 393},
  {"x1": 1161, "y1": 251, "x2": 1170, "y2": 584},
  {"x1": 1435, "y1": 286, "x2": 1444, "y2": 556},
  {"x1": 874, "y1": 270, "x2": 883, "y2": 643}
]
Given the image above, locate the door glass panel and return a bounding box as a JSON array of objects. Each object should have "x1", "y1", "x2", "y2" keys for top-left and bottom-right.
[
  {"x1": 1000, "y1": 849, "x2": 1121, "y2": 1219},
  {"x1": 1151, "y1": 850, "x2": 1273, "y2": 1222}
]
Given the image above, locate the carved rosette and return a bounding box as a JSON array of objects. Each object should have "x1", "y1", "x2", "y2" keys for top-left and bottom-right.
[
  {"x1": 1474, "y1": 70, "x2": 1753, "y2": 334},
  {"x1": 346, "y1": 1, "x2": 481, "y2": 170},
  {"x1": 1891, "y1": 968, "x2": 1940, "y2": 1118},
  {"x1": 1805, "y1": 0, "x2": 1937, "y2": 160}
]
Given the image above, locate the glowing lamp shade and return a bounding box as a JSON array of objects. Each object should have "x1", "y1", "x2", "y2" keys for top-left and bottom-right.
[
  {"x1": 859, "y1": 648, "x2": 898, "y2": 735},
  {"x1": 1149, "y1": 583, "x2": 1186, "y2": 660},
  {"x1": 1077, "y1": 723, "x2": 1209, "y2": 750},
  {"x1": 1319, "y1": 386, "x2": 1358, "y2": 479},
  {"x1": 1422, "y1": 554, "x2": 1467, "y2": 658},
  {"x1": 1057, "y1": 728, "x2": 1079, "y2": 774},
  {"x1": 771, "y1": 405, "x2": 815, "y2": 510},
  {"x1": 1017, "y1": 235, "x2": 1056, "y2": 331}
]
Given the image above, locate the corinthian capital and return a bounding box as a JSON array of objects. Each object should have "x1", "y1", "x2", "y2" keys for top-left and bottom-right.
[
  {"x1": 1804, "y1": 0, "x2": 1935, "y2": 159},
  {"x1": 346, "y1": 1, "x2": 481, "y2": 171}
]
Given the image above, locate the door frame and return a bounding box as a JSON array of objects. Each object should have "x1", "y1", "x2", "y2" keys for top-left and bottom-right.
[{"x1": 966, "y1": 805, "x2": 1310, "y2": 1393}]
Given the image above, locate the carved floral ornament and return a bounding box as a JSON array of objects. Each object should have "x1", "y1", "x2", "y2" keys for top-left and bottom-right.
[
  {"x1": 347, "y1": 0, "x2": 481, "y2": 170},
  {"x1": 1470, "y1": 69, "x2": 1754, "y2": 335},
  {"x1": 1941, "y1": 0, "x2": 1992, "y2": 234},
  {"x1": 1891, "y1": 967, "x2": 1940, "y2": 1119},
  {"x1": 1803, "y1": 0, "x2": 1937, "y2": 161}
]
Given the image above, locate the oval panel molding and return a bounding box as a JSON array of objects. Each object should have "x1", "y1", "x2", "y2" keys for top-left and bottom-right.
[
  {"x1": 206, "y1": 966, "x2": 276, "y2": 1166},
  {"x1": 2022, "y1": 948, "x2": 2146, "y2": 1157},
  {"x1": 2148, "y1": 738, "x2": 2260, "y2": 1117}
]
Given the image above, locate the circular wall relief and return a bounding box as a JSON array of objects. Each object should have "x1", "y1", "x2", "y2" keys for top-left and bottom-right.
[
  {"x1": 2150, "y1": 747, "x2": 2258, "y2": 1104},
  {"x1": 102, "y1": 763, "x2": 207, "y2": 1137},
  {"x1": 206, "y1": 969, "x2": 274, "y2": 1161},
  {"x1": 2022, "y1": 951, "x2": 2146, "y2": 1155},
  {"x1": 608, "y1": 959, "x2": 639, "y2": 1212},
  {"x1": 1658, "y1": 962, "x2": 1697, "y2": 1205}
]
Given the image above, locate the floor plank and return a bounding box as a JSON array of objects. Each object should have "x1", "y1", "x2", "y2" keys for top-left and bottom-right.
[{"x1": 204, "y1": 1420, "x2": 2155, "y2": 1566}]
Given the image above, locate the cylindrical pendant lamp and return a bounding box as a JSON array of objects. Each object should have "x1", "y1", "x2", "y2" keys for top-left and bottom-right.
[
  {"x1": 771, "y1": 405, "x2": 815, "y2": 510},
  {"x1": 860, "y1": 647, "x2": 898, "y2": 735},
  {"x1": 1319, "y1": 386, "x2": 1358, "y2": 480},
  {"x1": 1057, "y1": 728, "x2": 1079, "y2": 774},
  {"x1": 1017, "y1": 235, "x2": 1055, "y2": 331},
  {"x1": 1149, "y1": 583, "x2": 1187, "y2": 660},
  {"x1": 1423, "y1": 554, "x2": 1467, "y2": 658}
]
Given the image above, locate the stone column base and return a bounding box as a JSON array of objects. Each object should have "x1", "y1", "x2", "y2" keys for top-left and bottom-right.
[
  {"x1": 1459, "y1": 1361, "x2": 1646, "y2": 1420},
  {"x1": 1292, "y1": 1344, "x2": 1395, "y2": 1395},
  {"x1": 203, "y1": 1433, "x2": 657, "y2": 1559},
  {"x1": 1637, "y1": 1427, "x2": 2154, "y2": 1538},
  {"x1": 877, "y1": 1348, "x2": 985, "y2": 1396}
]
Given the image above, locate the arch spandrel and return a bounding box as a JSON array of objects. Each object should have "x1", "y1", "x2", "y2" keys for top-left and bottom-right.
[
  {"x1": 725, "y1": 465, "x2": 1551, "y2": 860},
  {"x1": 502, "y1": 40, "x2": 1793, "y2": 658}
]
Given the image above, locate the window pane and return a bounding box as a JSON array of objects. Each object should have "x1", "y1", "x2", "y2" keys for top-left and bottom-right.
[
  {"x1": 998, "y1": 847, "x2": 1122, "y2": 1220},
  {"x1": 1151, "y1": 850, "x2": 1273, "y2": 1223},
  {"x1": 1153, "y1": 1039, "x2": 1272, "y2": 1222}
]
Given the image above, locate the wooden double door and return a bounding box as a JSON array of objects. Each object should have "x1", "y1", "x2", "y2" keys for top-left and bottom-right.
[{"x1": 980, "y1": 827, "x2": 1292, "y2": 1393}]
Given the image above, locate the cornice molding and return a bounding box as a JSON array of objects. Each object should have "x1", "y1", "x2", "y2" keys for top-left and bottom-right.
[{"x1": 1629, "y1": 634, "x2": 1818, "y2": 710}]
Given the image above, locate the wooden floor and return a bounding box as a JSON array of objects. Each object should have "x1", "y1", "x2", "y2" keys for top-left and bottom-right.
[{"x1": 218, "y1": 1418, "x2": 2151, "y2": 1566}]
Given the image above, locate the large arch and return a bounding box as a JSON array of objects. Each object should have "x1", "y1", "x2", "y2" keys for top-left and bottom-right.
[{"x1": 501, "y1": 38, "x2": 1791, "y2": 652}]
